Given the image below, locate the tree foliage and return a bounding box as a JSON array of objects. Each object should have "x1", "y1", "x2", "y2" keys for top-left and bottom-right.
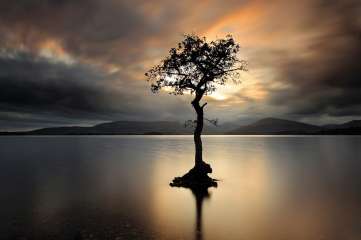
[{"x1": 145, "y1": 34, "x2": 248, "y2": 96}]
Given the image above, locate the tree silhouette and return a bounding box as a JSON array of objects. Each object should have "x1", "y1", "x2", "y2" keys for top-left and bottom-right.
[{"x1": 146, "y1": 34, "x2": 247, "y2": 186}]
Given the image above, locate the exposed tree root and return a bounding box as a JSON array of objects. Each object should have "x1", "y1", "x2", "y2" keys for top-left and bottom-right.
[{"x1": 170, "y1": 162, "x2": 218, "y2": 188}]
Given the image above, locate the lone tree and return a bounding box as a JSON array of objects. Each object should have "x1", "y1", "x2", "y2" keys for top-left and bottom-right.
[{"x1": 146, "y1": 34, "x2": 247, "y2": 187}]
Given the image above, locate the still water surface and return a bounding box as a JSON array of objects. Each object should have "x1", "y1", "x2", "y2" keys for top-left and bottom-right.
[{"x1": 1, "y1": 136, "x2": 361, "y2": 240}]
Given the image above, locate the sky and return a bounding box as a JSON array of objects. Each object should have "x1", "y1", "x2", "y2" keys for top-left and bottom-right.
[{"x1": 0, "y1": 0, "x2": 360, "y2": 130}]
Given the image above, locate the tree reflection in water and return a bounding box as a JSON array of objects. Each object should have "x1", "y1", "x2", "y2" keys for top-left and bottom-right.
[{"x1": 172, "y1": 183, "x2": 217, "y2": 240}]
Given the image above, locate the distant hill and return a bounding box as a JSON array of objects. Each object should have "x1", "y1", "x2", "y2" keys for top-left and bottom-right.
[
  {"x1": 1, "y1": 118, "x2": 360, "y2": 135},
  {"x1": 92, "y1": 121, "x2": 190, "y2": 134},
  {"x1": 323, "y1": 120, "x2": 361, "y2": 129},
  {"x1": 9, "y1": 120, "x2": 227, "y2": 135},
  {"x1": 229, "y1": 118, "x2": 322, "y2": 134},
  {"x1": 320, "y1": 120, "x2": 361, "y2": 134},
  {"x1": 26, "y1": 121, "x2": 192, "y2": 135}
]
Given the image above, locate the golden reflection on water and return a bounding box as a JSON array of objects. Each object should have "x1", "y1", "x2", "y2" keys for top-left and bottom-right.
[
  {"x1": 147, "y1": 136, "x2": 361, "y2": 240},
  {"x1": 149, "y1": 140, "x2": 281, "y2": 240}
]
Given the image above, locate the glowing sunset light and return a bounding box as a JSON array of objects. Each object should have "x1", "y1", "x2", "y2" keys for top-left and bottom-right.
[
  {"x1": 38, "y1": 39, "x2": 75, "y2": 64},
  {"x1": 0, "y1": 0, "x2": 359, "y2": 130}
]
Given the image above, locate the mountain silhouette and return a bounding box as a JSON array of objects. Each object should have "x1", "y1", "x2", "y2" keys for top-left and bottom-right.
[
  {"x1": 323, "y1": 120, "x2": 361, "y2": 129},
  {"x1": 1, "y1": 118, "x2": 360, "y2": 135},
  {"x1": 229, "y1": 117, "x2": 322, "y2": 134},
  {"x1": 28, "y1": 121, "x2": 191, "y2": 135}
]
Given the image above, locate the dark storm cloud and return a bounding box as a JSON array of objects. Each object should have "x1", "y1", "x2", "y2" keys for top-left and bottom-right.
[
  {"x1": 0, "y1": 0, "x2": 151, "y2": 65},
  {"x1": 0, "y1": 50, "x2": 139, "y2": 118},
  {"x1": 267, "y1": 0, "x2": 361, "y2": 118}
]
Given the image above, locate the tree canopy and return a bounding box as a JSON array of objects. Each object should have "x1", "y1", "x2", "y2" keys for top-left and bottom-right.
[{"x1": 145, "y1": 34, "x2": 248, "y2": 96}]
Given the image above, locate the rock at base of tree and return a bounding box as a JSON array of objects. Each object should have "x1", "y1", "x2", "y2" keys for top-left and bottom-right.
[{"x1": 170, "y1": 162, "x2": 218, "y2": 188}]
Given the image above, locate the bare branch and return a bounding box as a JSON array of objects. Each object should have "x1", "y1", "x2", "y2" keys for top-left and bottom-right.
[
  {"x1": 205, "y1": 118, "x2": 218, "y2": 126},
  {"x1": 184, "y1": 119, "x2": 197, "y2": 128}
]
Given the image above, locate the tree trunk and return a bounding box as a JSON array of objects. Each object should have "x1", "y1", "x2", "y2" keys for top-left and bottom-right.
[
  {"x1": 169, "y1": 92, "x2": 216, "y2": 187},
  {"x1": 191, "y1": 94, "x2": 204, "y2": 168}
]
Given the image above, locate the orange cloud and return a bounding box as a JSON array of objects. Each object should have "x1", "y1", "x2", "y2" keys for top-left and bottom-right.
[
  {"x1": 38, "y1": 39, "x2": 74, "y2": 64},
  {"x1": 203, "y1": 1, "x2": 266, "y2": 44}
]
